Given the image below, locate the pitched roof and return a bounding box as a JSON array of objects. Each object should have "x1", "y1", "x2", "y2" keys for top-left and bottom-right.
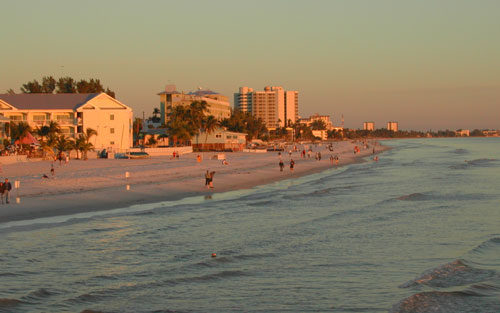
[{"x1": 0, "y1": 93, "x2": 100, "y2": 110}]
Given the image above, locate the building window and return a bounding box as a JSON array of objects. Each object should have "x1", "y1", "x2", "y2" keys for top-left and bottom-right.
[
  {"x1": 110, "y1": 114, "x2": 115, "y2": 120},
  {"x1": 110, "y1": 141, "x2": 115, "y2": 145},
  {"x1": 110, "y1": 128, "x2": 115, "y2": 134}
]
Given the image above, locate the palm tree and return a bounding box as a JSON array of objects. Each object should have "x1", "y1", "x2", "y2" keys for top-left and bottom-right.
[
  {"x1": 34, "y1": 125, "x2": 51, "y2": 144},
  {"x1": 85, "y1": 128, "x2": 97, "y2": 143},
  {"x1": 10, "y1": 121, "x2": 32, "y2": 145},
  {"x1": 152, "y1": 108, "x2": 161, "y2": 123},
  {"x1": 81, "y1": 128, "x2": 97, "y2": 159},
  {"x1": 202, "y1": 115, "x2": 219, "y2": 146},
  {"x1": 166, "y1": 105, "x2": 196, "y2": 146},
  {"x1": 47, "y1": 121, "x2": 61, "y2": 136},
  {"x1": 73, "y1": 134, "x2": 86, "y2": 159},
  {"x1": 55, "y1": 135, "x2": 73, "y2": 157},
  {"x1": 189, "y1": 100, "x2": 209, "y2": 130}
]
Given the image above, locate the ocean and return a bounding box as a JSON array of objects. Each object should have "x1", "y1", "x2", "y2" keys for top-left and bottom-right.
[{"x1": 1, "y1": 138, "x2": 499, "y2": 313}]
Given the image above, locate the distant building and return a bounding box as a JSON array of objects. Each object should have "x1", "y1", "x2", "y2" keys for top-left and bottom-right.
[
  {"x1": 387, "y1": 121, "x2": 398, "y2": 132},
  {"x1": 192, "y1": 127, "x2": 247, "y2": 151},
  {"x1": 455, "y1": 129, "x2": 470, "y2": 137},
  {"x1": 363, "y1": 121, "x2": 375, "y2": 131},
  {"x1": 158, "y1": 85, "x2": 231, "y2": 124},
  {"x1": 483, "y1": 130, "x2": 499, "y2": 137},
  {"x1": 234, "y1": 86, "x2": 298, "y2": 129},
  {"x1": 0, "y1": 93, "x2": 133, "y2": 151},
  {"x1": 299, "y1": 114, "x2": 333, "y2": 130},
  {"x1": 312, "y1": 129, "x2": 328, "y2": 140}
]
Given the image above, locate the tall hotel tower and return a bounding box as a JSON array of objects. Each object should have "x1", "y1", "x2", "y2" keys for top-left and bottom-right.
[{"x1": 234, "y1": 86, "x2": 298, "y2": 129}]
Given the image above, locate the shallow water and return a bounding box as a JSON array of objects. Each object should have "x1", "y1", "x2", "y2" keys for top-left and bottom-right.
[{"x1": 0, "y1": 138, "x2": 499, "y2": 313}]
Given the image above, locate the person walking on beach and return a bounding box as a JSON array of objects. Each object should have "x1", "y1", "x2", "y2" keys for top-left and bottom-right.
[
  {"x1": 2, "y1": 178, "x2": 12, "y2": 204},
  {"x1": 290, "y1": 159, "x2": 295, "y2": 171},
  {"x1": 0, "y1": 181, "x2": 4, "y2": 204},
  {"x1": 51, "y1": 163, "x2": 55, "y2": 177},
  {"x1": 279, "y1": 159, "x2": 284, "y2": 172},
  {"x1": 318, "y1": 152, "x2": 322, "y2": 161}
]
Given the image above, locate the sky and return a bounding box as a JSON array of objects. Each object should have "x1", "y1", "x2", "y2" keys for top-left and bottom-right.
[{"x1": 1, "y1": 0, "x2": 499, "y2": 131}]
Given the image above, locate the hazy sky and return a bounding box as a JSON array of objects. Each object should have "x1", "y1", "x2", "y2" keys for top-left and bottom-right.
[{"x1": 1, "y1": 0, "x2": 499, "y2": 130}]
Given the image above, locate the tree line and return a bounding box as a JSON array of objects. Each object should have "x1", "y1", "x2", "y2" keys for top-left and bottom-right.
[
  {"x1": 7, "y1": 121, "x2": 97, "y2": 160},
  {"x1": 7, "y1": 76, "x2": 115, "y2": 98}
]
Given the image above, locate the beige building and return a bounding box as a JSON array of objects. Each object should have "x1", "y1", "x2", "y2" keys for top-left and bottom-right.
[
  {"x1": 0, "y1": 93, "x2": 133, "y2": 151},
  {"x1": 159, "y1": 85, "x2": 231, "y2": 124},
  {"x1": 387, "y1": 121, "x2": 399, "y2": 132},
  {"x1": 299, "y1": 114, "x2": 333, "y2": 130},
  {"x1": 312, "y1": 129, "x2": 328, "y2": 140},
  {"x1": 363, "y1": 121, "x2": 375, "y2": 131},
  {"x1": 234, "y1": 86, "x2": 298, "y2": 129}
]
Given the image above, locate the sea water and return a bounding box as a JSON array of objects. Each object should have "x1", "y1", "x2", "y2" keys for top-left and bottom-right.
[{"x1": 0, "y1": 138, "x2": 499, "y2": 313}]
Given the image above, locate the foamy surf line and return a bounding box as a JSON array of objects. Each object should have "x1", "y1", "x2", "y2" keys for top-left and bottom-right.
[{"x1": 0, "y1": 162, "x2": 357, "y2": 233}]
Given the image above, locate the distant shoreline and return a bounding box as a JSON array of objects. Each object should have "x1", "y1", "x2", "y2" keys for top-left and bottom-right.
[{"x1": 0, "y1": 141, "x2": 390, "y2": 225}]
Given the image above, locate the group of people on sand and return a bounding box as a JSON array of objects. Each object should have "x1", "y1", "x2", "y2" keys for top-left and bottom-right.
[
  {"x1": 0, "y1": 178, "x2": 12, "y2": 204},
  {"x1": 201, "y1": 142, "x2": 380, "y2": 189},
  {"x1": 278, "y1": 158, "x2": 295, "y2": 172}
]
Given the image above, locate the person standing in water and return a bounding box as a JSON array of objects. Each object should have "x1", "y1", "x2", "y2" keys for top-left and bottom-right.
[
  {"x1": 290, "y1": 159, "x2": 295, "y2": 171},
  {"x1": 209, "y1": 171, "x2": 215, "y2": 188},
  {"x1": 205, "y1": 170, "x2": 211, "y2": 189},
  {"x1": 279, "y1": 159, "x2": 284, "y2": 172}
]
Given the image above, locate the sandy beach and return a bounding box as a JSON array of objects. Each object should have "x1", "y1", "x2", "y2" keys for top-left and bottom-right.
[{"x1": 0, "y1": 140, "x2": 389, "y2": 223}]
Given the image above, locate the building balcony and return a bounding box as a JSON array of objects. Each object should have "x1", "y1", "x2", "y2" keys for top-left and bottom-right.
[{"x1": 53, "y1": 118, "x2": 76, "y2": 125}]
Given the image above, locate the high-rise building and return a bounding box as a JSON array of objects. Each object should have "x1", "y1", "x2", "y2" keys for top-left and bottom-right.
[
  {"x1": 363, "y1": 121, "x2": 375, "y2": 131},
  {"x1": 234, "y1": 86, "x2": 298, "y2": 129},
  {"x1": 158, "y1": 85, "x2": 231, "y2": 124},
  {"x1": 387, "y1": 121, "x2": 398, "y2": 132}
]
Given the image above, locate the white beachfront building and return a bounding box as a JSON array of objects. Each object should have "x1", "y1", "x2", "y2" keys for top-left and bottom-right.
[
  {"x1": 0, "y1": 93, "x2": 133, "y2": 152},
  {"x1": 193, "y1": 127, "x2": 247, "y2": 151}
]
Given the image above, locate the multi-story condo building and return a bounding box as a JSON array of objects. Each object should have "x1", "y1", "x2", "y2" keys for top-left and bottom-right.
[
  {"x1": 298, "y1": 114, "x2": 333, "y2": 130},
  {"x1": 0, "y1": 93, "x2": 133, "y2": 151},
  {"x1": 234, "y1": 86, "x2": 298, "y2": 129},
  {"x1": 363, "y1": 121, "x2": 375, "y2": 131},
  {"x1": 387, "y1": 121, "x2": 399, "y2": 132},
  {"x1": 158, "y1": 85, "x2": 231, "y2": 124}
]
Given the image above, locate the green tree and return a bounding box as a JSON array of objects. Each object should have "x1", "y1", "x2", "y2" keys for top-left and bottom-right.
[
  {"x1": 201, "y1": 115, "x2": 219, "y2": 145},
  {"x1": 73, "y1": 134, "x2": 86, "y2": 159},
  {"x1": 151, "y1": 108, "x2": 161, "y2": 123},
  {"x1": 35, "y1": 126, "x2": 51, "y2": 144},
  {"x1": 165, "y1": 106, "x2": 195, "y2": 146},
  {"x1": 76, "y1": 78, "x2": 105, "y2": 93},
  {"x1": 55, "y1": 135, "x2": 74, "y2": 155},
  {"x1": 10, "y1": 121, "x2": 32, "y2": 144},
  {"x1": 311, "y1": 120, "x2": 326, "y2": 130},
  {"x1": 81, "y1": 128, "x2": 97, "y2": 159},
  {"x1": 56, "y1": 77, "x2": 77, "y2": 93},
  {"x1": 105, "y1": 87, "x2": 115, "y2": 98},
  {"x1": 41, "y1": 76, "x2": 56, "y2": 93},
  {"x1": 21, "y1": 80, "x2": 42, "y2": 93}
]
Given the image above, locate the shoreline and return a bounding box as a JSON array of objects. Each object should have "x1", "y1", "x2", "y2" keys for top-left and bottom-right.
[{"x1": 0, "y1": 141, "x2": 390, "y2": 224}]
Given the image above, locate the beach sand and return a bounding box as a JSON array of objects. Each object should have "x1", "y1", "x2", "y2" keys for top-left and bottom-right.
[{"x1": 0, "y1": 141, "x2": 389, "y2": 223}]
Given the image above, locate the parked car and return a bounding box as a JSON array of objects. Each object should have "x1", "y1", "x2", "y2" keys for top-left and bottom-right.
[{"x1": 116, "y1": 151, "x2": 150, "y2": 159}]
